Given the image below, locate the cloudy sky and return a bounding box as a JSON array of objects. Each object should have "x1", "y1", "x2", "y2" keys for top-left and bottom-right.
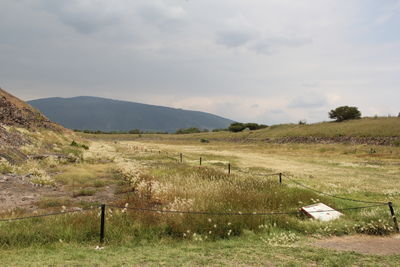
[{"x1": 1, "y1": 0, "x2": 399, "y2": 124}]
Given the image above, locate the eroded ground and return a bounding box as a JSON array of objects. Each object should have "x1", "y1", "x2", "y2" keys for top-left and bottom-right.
[{"x1": 314, "y1": 234, "x2": 400, "y2": 255}]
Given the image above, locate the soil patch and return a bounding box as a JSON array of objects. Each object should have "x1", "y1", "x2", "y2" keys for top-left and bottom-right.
[
  {"x1": 0, "y1": 174, "x2": 117, "y2": 212},
  {"x1": 314, "y1": 235, "x2": 400, "y2": 255}
]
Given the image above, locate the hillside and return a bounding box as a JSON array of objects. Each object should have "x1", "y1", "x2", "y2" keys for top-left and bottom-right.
[
  {"x1": 0, "y1": 88, "x2": 63, "y2": 147},
  {"x1": 0, "y1": 89, "x2": 60, "y2": 131},
  {"x1": 28, "y1": 96, "x2": 234, "y2": 132}
]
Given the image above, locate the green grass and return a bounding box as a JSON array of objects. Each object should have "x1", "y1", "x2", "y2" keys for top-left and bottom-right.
[{"x1": 1, "y1": 234, "x2": 399, "y2": 266}]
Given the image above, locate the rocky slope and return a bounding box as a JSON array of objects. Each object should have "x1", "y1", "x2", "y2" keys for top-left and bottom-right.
[{"x1": 0, "y1": 88, "x2": 63, "y2": 147}]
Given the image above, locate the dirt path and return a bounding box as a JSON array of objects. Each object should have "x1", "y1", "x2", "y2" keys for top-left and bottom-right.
[
  {"x1": 0, "y1": 174, "x2": 117, "y2": 212},
  {"x1": 314, "y1": 235, "x2": 400, "y2": 255}
]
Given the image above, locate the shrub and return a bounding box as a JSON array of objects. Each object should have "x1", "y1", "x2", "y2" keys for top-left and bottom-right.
[
  {"x1": 70, "y1": 141, "x2": 89, "y2": 150},
  {"x1": 228, "y1": 122, "x2": 268, "y2": 132},
  {"x1": 244, "y1": 123, "x2": 268, "y2": 130},
  {"x1": 329, "y1": 106, "x2": 361, "y2": 122},
  {"x1": 228, "y1": 123, "x2": 246, "y2": 132}
]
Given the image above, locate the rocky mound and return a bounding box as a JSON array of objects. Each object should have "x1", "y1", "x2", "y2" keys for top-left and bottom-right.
[
  {"x1": 0, "y1": 88, "x2": 64, "y2": 148},
  {"x1": 0, "y1": 88, "x2": 61, "y2": 130}
]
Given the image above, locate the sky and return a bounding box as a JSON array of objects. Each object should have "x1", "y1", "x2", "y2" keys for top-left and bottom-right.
[{"x1": 1, "y1": 0, "x2": 399, "y2": 124}]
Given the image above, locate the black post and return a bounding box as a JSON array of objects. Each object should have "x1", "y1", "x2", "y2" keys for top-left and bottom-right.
[
  {"x1": 388, "y1": 202, "x2": 400, "y2": 232},
  {"x1": 180, "y1": 153, "x2": 183, "y2": 163},
  {"x1": 228, "y1": 163, "x2": 231, "y2": 175},
  {"x1": 100, "y1": 204, "x2": 106, "y2": 244},
  {"x1": 200, "y1": 157, "x2": 202, "y2": 166},
  {"x1": 279, "y1": 173, "x2": 282, "y2": 184},
  {"x1": 72, "y1": 178, "x2": 75, "y2": 197}
]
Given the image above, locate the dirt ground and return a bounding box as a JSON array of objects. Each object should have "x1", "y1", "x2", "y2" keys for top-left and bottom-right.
[
  {"x1": 314, "y1": 234, "x2": 400, "y2": 255},
  {"x1": 0, "y1": 174, "x2": 116, "y2": 212}
]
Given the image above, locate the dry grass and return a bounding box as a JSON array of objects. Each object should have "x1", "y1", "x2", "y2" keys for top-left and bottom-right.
[{"x1": 1, "y1": 130, "x2": 399, "y2": 248}]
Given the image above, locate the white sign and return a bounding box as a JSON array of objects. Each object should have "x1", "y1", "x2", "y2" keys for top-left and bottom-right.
[{"x1": 301, "y1": 203, "x2": 343, "y2": 221}]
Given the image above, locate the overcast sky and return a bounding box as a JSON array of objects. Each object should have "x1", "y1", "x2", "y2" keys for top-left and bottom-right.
[{"x1": 1, "y1": 0, "x2": 399, "y2": 124}]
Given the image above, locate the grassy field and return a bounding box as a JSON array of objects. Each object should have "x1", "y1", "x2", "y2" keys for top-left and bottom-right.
[
  {"x1": 1, "y1": 122, "x2": 400, "y2": 265},
  {"x1": 80, "y1": 117, "x2": 400, "y2": 142}
]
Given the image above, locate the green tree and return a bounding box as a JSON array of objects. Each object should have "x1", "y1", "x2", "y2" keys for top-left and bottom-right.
[
  {"x1": 329, "y1": 106, "x2": 361, "y2": 122},
  {"x1": 228, "y1": 122, "x2": 246, "y2": 132}
]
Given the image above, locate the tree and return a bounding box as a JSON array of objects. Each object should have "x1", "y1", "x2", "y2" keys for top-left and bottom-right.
[
  {"x1": 329, "y1": 106, "x2": 361, "y2": 122},
  {"x1": 228, "y1": 122, "x2": 246, "y2": 132}
]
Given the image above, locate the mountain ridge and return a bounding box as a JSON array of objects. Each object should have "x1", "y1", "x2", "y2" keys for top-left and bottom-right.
[{"x1": 28, "y1": 96, "x2": 234, "y2": 132}]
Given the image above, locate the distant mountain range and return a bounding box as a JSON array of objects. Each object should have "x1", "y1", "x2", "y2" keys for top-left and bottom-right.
[{"x1": 28, "y1": 96, "x2": 234, "y2": 132}]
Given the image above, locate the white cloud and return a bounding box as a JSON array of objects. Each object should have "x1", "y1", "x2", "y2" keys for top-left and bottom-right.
[
  {"x1": 138, "y1": 1, "x2": 187, "y2": 31},
  {"x1": 288, "y1": 92, "x2": 328, "y2": 109}
]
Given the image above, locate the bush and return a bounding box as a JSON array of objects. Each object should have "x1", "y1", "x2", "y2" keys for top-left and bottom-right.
[
  {"x1": 244, "y1": 123, "x2": 268, "y2": 130},
  {"x1": 70, "y1": 141, "x2": 89, "y2": 150},
  {"x1": 329, "y1": 106, "x2": 361, "y2": 122},
  {"x1": 228, "y1": 122, "x2": 268, "y2": 132},
  {"x1": 228, "y1": 123, "x2": 246, "y2": 132}
]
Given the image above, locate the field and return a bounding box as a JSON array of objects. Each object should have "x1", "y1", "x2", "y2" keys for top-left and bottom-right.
[{"x1": 1, "y1": 120, "x2": 400, "y2": 266}]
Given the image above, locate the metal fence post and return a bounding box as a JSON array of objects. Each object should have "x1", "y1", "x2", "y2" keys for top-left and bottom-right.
[
  {"x1": 279, "y1": 173, "x2": 282, "y2": 184},
  {"x1": 180, "y1": 153, "x2": 183, "y2": 163},
  {"x1": 72, "y1": 178, "x2": 75, "y2": 197},
  {"x1": 200, "y1": 157, "x2": 202, "y2": 166},
  {"x1": 228, "y1": 163, "x2": 231, "y2": 175},
  {"x1": 100, "y1": 204, "x2": 106, "y2": 244},
  {"x1": 388, "y1": 202, "x2": 400, "y2": 232}
]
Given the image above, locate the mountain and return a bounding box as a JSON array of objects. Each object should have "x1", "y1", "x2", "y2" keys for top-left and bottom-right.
[{"x1": 28, "y1": 96, "x2": 234, "y2": 132}]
